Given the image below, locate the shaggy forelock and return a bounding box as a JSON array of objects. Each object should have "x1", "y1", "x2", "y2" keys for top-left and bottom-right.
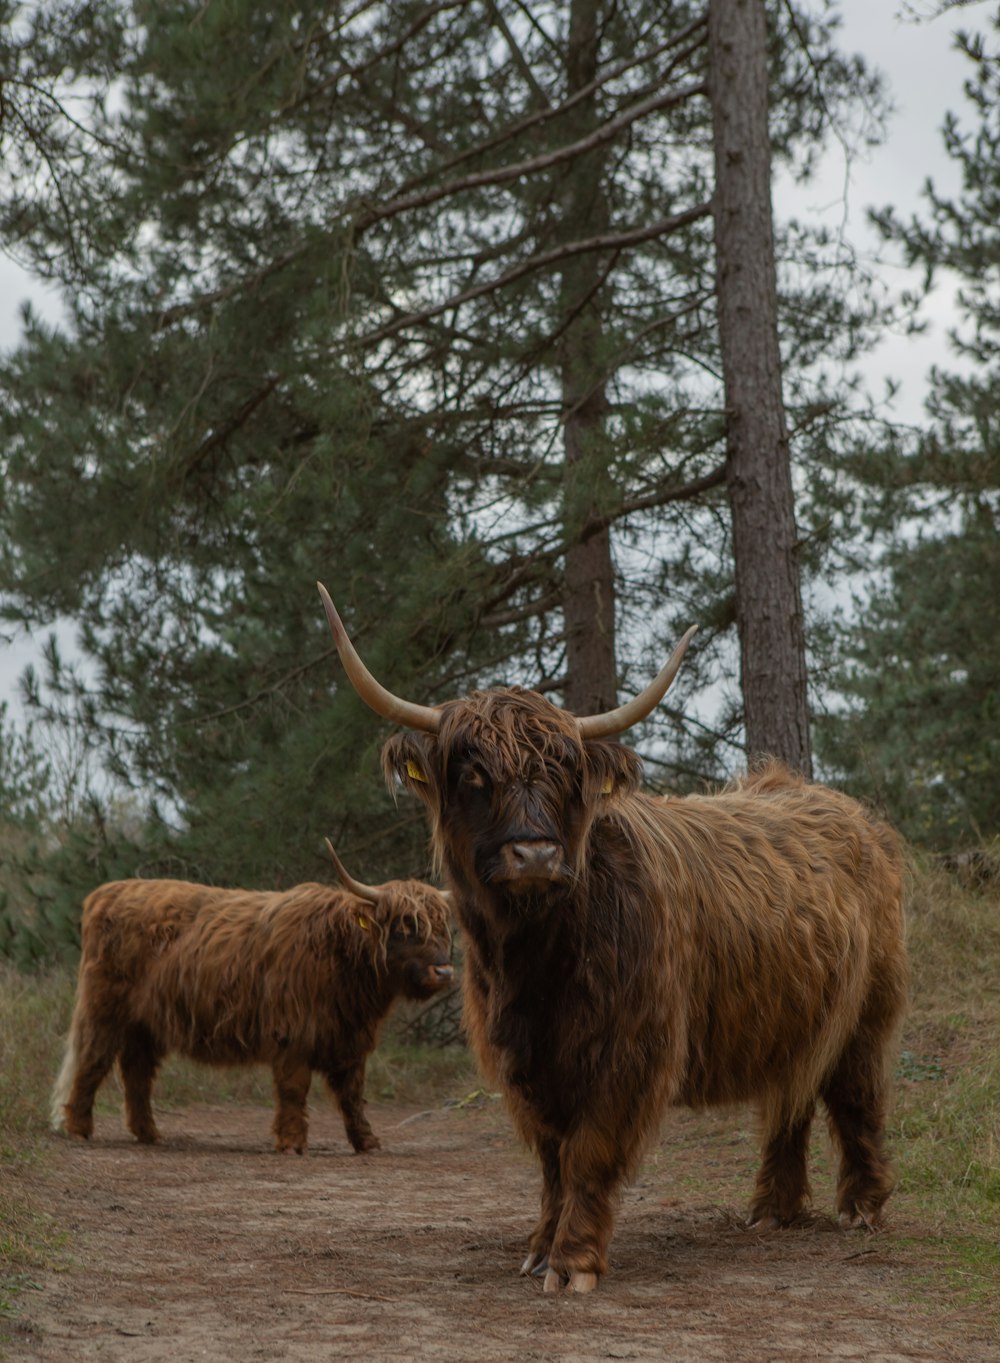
[
  {"x1": 375, "y1": 881, "x2": 452, "y2": 949},
  {"x1": 438, "y1": 688, "x2": 582, "y2": 782}
]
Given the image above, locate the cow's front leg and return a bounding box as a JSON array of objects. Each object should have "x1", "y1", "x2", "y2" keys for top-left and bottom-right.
[
  {"x1": 544, "y1": 1129, "x2": 626, "y2": 1294},
  {"x1": 521, "y1": 1136, "x2": 562, "y2": 1278},
  {"x1": 326, "y1": 1060, "x2": 380, "y2": 1152}
]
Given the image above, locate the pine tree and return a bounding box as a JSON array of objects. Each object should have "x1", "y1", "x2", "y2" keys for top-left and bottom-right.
[
  {"x1": 818, "y1": 12, "x2": 1000, "y2": 846},
  {"x1": 709, "y1": 0, "x2": 812, "y2": 775},
  {"x1": 1, "y1": 1, "x2": 894, "y2": 906}
]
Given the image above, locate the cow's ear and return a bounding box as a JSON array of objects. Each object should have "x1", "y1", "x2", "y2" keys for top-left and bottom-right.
[
  {"x1": 585, "y1": 739, "x2": 642, "y2": 798},
  {"x1": 382, "y1": 732, "x2": 438, "y2": 798},
  {"x1": 353, "y1": 911, "x2": 387, "y2": 957}
]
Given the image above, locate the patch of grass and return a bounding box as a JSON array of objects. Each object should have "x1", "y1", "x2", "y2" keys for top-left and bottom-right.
[
  {"x1": 885, "y1": 856, "x2": 1000, "y2": 1327},
  {"x1": 149, "y1": 1055, "x2": 273, "y2": 1111},
  {"x1": 0, "y1": 964, "x2": 74, "y2": 1147},
  {"x1": 892, "y1": 856, "x2": 1000, "y2": 1233},
  {"x1": 0, "y1": 964, "x2": 75, "y2": 1329},
  {"x1": 891, "y1": 1233, "x2": 1000, "y2": 1336},
  {"x1": 936, "y1": 1236, "x2": 1000, "y2": 1314},
  {"x1": 365, "y1": 1032, "x2": 479, "y2": 1106}
]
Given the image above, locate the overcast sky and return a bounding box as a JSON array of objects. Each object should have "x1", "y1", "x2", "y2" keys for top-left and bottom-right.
[{"x1": 0, "y1": 0, "x2": 994, "y2": 719}]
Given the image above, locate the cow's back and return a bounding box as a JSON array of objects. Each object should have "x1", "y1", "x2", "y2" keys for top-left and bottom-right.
[{"x1": 80, "y1": 879, "x2": 229, "y2": 984}]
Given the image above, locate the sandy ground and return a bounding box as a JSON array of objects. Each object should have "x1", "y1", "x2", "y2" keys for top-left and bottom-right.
[{"x1": 5, "y1": 1094, "x2": 996, "y2": 1363}]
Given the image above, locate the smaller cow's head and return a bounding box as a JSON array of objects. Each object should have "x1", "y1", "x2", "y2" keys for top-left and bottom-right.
[
  {"x1": 325, "y1": 841, "x2": 453, "y2": 998},
  {"x1": 317, "y1": 585, "x2": 696, "y2": 906}
]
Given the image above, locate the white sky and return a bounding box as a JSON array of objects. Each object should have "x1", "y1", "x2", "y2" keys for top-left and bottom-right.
[
  {"x1": 776, "y1": 0, "x2": 991, "y2": 424},
  {"x1": 0, "y1": 0, "x2": 993, "y2": 720}
]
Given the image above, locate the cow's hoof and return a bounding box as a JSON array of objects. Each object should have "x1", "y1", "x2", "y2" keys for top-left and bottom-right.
[
  {"x1": 838, "y1": 1209, "x2": 879, "y2": 1232},
  {"x1": 747, "y1": 1214, "x2": 781, "y2": 1232},
  {"x1": 542, "y1": 1267, "x2": 599, "y2": 1294},
  {"x1": 568, "y1": 1272, "x2": 598, "y2": 1294},
  {"x1": 520, "y1": 1252, "x2": 548, "y2": 1277}
]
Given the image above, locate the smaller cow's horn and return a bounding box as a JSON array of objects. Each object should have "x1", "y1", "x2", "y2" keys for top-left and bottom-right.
[
  {"x1": 317, "y1": 583, "x2": 441, "y2": 733},
  {"x1": 577, "y1": 626, "x2": 698, "y2": 739},
  {"x1": 323, "y1": 839, "x2": 382, "y2": 905}
]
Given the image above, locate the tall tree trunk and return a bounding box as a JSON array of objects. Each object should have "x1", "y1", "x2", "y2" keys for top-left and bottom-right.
[
  {"x1": 560, "y1": 0, "x2": 617, "y2": 716},
  {"x1": 708, "y1": 0, "x2": 813, "y2": 776}
]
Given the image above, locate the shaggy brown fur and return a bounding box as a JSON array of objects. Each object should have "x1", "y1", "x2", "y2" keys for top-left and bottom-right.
[
  {"x1": 382, "y1": 693, "x2": 909, "y2": 1295},
  {"x1": 52, "y1": 875, "x2": 453, "y2": 1153}
]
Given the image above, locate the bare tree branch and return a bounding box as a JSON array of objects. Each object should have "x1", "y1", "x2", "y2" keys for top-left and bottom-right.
[
  {"x1": 382, "y1": 12, "x2": 709, "y2": 200},
  {"x1": 357, "y1": 200, "x2": 713, "y2": 345},
  {"x1": 487, "y1": 0, "x2": 552, "y2": 109},
  {"x1": 354, "y1": 77, "x2": 709, "y2": 236}
]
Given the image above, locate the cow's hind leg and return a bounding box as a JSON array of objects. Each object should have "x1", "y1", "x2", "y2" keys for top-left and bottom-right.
[
  {"x1": 521, "y1": 1136, "x2": 562, "y2": 1278},
  {"x1": 119, "y1": 1023, "x2": 163, "y2": 1144},
  {"x1": 272, "y1": 1055, "x2": 312, "y2": 1153},
  {"x1": 748, "y1": 1101, "x2": 814, "y2": 1228},
  {"x1": 822, "y1": 1031, "x2": 896, "y2": 1229},
  {"x1": 325, "y1": 1060, "x2": 379, "y2": 1152},
  {"x1": 62, "y1": 1027, "x2": 118, "y2": 1141}
]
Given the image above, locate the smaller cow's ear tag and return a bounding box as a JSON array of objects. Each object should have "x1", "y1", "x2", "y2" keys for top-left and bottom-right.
[
  {"x1": 357, "y1": 915, "x2": 370, "y2": 931},
  {"x1": 405, "y1": 759, "x2": 428, "y2": 784},
  {"x1": 601, "y1": 776, "x2": 614, "y2": 796}
]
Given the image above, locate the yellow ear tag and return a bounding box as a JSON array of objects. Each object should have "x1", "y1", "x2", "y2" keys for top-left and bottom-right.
[
  {"x1": 601, "y1": 777, "x2": 614, "y2": 795},
  {"x1": 357, "y1": 915, "x2": 370, "y2": 930},
  {"x1": 406, "y1": 760, "x2": 428, "y2": 784}
]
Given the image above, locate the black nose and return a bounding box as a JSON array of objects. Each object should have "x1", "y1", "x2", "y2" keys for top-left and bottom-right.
[{"x1": 511, "y1": 842, "x2": 560, "y2": 875}]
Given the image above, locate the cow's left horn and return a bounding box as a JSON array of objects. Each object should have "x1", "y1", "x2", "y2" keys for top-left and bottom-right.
[
  {"x1": 317, "y1": 583, "x2": 441, "y2": 733},
  {"x1": 323, "y1": 839, "x2": 382, "y2": 905},
  {"x1": 577, "y1": 626, "x2": 698, "y2": 739}
]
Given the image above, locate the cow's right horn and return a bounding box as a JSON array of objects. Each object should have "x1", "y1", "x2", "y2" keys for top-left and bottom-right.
[
  {"x1": 323, "y1": 839, "x2": 383, "y2": 905},
  {"x1": 317, "y1": 583, "x2": 441, "y2": 733}
]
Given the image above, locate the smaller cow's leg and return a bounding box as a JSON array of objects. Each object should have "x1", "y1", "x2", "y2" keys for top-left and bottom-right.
[
  {"x1": 326, "y1": 1061, "x2": 379, "y2": 1153},
  {"x1": 119, "y1": 1023, "x2": 163, "y2": 1144},
  {"x1": 822, "y1": 1034, "x2": 896, "y2": 1229},
  {"x1": 271, "y1": 1055, "x2": 312, "y2": 1154},
  {"x1": 62, "y1": 1024, "x2": 119, "y2": 1141},
  {"x1": 521, "y1": 1136, "x2": 562, "y2": 1278},
  {"x1": 748, "y1": 1102, "x2": 814, "y2": 1228}
]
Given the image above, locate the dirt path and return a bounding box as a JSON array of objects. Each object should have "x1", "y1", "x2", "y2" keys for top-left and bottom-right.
[{"x1": 7, "y1": 1097, "x2": 996, "y2": 1362}]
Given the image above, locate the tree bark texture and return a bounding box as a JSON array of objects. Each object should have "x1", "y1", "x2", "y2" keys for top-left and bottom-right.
[
  {"x1": 560, "y1": 0, "x2": 618, "y2": 717},
  {"x1": 708, "y1": 0, "x2": 813, "y2": 775}
]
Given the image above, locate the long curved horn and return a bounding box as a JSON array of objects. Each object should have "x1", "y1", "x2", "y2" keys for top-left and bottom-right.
[
  {"x1": 323, "y1": 838, "x2": 383, "y2": 904},
  {"x1": 317, "y1": 583, "x2": 441, "y2": 733},
  {"x1": 577, "y1": 626, "x2": 698, "y2": 740}
]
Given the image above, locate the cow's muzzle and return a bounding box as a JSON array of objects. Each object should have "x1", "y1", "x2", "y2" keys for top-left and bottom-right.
[
  {"x1": 495, "y1": 840, "x2": 566, "y2": 890},
  {"x1": 425, "y1": 962, "x2": 454, "y2": 990}
]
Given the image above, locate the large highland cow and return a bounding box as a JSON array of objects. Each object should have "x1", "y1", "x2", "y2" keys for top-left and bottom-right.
[
  {"x1": 52, "y1": 850, "x2": 453, "y2": 1153},
  {"x1": 317, "y1": 583, "x2": 909, "y2": 1294}
]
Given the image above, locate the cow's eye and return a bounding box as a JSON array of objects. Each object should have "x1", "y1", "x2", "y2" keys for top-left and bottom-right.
[{"x1": 459, "y1": 765, "x2": 489, "y2": 791}]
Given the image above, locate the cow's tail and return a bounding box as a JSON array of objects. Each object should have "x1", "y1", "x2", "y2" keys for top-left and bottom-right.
[{"x1": 50, "y1": 1001, "x2": 82, "y2": 1132}]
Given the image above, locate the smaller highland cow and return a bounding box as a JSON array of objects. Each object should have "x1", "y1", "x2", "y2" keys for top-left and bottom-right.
[{"x1": 51, "y1": 847, "x2": 453, "y2": 1153}]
